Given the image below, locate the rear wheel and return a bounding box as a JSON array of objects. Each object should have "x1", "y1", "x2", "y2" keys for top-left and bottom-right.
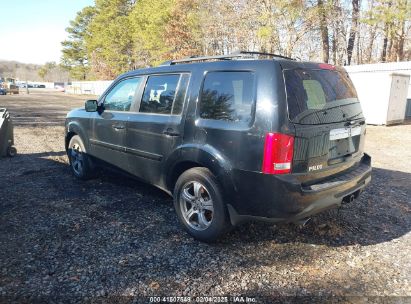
[
  {"x1": 68, "y1": 135, "x2": 95, "y2": 180},
  {"x1": 174, "y1": 167, "x2": 231, "y2": 242}
]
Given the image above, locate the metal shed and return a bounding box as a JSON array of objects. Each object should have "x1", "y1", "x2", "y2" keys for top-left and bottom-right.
[{"x1": 345, "y1": 61, "x2": 411, "y2": 125}]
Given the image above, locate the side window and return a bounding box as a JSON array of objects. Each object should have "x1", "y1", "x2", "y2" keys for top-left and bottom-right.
[
  {"x1": 172, "y1": 74, "x2": 190, "y2": 115},
  {"x1": 140, "y1": 74, "x2": 181, "y2": 114},
  {"x1": 104, "y1": 77, "x2": 142, "y2": 111},
  {"x1": 199, "y1": 71, "x2": 255, "y2": 123}
]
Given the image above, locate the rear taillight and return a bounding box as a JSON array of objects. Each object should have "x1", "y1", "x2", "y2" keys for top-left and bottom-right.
[{"x1": 262, "y1": 133, "x2": 294, "y2": 174}]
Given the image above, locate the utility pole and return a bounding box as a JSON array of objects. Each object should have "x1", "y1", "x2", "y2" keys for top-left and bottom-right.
[{"x1": 24, "y1": 70, "x2": 29, "y2": 94}]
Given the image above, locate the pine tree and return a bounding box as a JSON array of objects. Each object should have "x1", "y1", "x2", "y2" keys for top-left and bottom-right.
[
  {"x1": 129, "y1": 0, "x2": 175, "y2": 67},
  {"x1": 86, "y1": 0, "x2": 135, "y2": 79},
  {"x1": 61, "y1": 6, "x2": 95, "y2": 80}
]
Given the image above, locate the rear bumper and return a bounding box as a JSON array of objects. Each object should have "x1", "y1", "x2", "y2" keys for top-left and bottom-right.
[{"x1": 227, "y1": 153, "x2": 372, "y2": 225}]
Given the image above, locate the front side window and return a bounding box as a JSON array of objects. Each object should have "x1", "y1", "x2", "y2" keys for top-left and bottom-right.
[
  {"x1": 104, "y1": 77, "x2": 142, "y2": 111},
  {"x1": 199, "y1": 71, "x2": 255, "y2": 123},
  {"x1": 140, "y1": 75, "x2": 181, "y2": 114}
]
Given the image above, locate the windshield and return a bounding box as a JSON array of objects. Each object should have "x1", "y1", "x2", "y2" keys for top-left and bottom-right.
[{"x1": 284, "y1": 68, "x2": 363, "y2": 124}]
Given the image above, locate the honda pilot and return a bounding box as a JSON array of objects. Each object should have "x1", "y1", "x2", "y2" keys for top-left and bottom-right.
[{"x1": 65, "y1": 51, "x2": 372, "y2": 241}]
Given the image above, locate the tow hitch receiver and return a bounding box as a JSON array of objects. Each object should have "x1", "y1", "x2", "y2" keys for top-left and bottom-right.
[{"x1": 342, "y1": 190, "x2": 360, "y2": 204}]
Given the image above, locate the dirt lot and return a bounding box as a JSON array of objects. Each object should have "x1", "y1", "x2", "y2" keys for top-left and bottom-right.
[{"x1": 0, "y1": 92, "x2": 410, "y2": 303}]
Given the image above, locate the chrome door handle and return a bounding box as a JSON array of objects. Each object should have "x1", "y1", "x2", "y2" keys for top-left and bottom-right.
[{"x1": 163, "y1": 128, "x2": 180, "y2": 136}]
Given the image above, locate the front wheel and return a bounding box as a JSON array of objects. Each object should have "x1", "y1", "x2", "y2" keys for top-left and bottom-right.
[
  {"x1": 68, "y1": 135, "x2": 95, "y2": 180},
  {"x1": 174, "y1": 167, "x2": 231, "y2": 242}
]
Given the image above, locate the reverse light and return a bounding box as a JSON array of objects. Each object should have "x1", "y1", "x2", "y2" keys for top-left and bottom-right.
[{"x1": 262, "y1": 133, "x2": 294, "y2": 174}]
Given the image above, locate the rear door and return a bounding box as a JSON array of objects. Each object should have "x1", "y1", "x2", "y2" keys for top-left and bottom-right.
[
  {"x1": 283, "y1": 65, "x2": 366, "y2": 174},
  {"x1": 192, "y1": 70, "x2": 257, "y2": 170},
  {"x1": 90, "y1": 77, "x2": 143, "y2": 171},
  {"x1": 125, "y1": 73, "x2": 191, "y2": 185}
]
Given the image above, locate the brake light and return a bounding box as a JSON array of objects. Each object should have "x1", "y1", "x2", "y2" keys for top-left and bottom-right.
[
  {"x1": 262, "y1": 133, "x2": 294, "y2": 174},
  {"x1": 318, "y1": 63, "x2": 336, "y2": 70}
]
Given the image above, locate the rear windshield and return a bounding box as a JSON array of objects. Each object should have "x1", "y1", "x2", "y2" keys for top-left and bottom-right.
[{"x1": 284, "y1": 68, "x2": 363, "y2": 124}]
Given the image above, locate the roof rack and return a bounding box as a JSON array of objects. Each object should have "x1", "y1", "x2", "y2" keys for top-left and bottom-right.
[
  {"x1": 159, "y1": 51, "x2": 294, "y2": 66},
  {"x1": 231, "y1": 51, "x2": 294, "y2": 60}
]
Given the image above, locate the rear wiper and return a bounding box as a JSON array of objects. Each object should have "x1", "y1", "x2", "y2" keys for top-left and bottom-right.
[
  {"x1": 295, "y1": 102, "x2": 357, "y2": 122},
  {"x1": 344, "y1": 120, "x2": 365, "y2": 127},
  {"x1": 322, "y1": 101, "x2": 360, "y2": 114},
  {"x1": 344, "y1": 112, "x2": 364, "y2": 122}
]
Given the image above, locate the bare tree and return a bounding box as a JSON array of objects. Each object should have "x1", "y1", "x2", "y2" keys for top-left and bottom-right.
[
  {"x1": 318, "y1": 0, "x2": 330, "y2": 62},
  {"x1": 347, "y1": 0, "x2": 360, "y2": 64}
]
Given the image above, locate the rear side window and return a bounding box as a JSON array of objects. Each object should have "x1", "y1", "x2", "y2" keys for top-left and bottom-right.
[
  {"x1": 284, "y1": 68, "x2": 359, "y2": 121},
  {"x1": 199, "y1": 71, "x2": 255, "y2": 123},
  {"x1": 140, "y1": 74, "x2": 181, "y2": 115}
]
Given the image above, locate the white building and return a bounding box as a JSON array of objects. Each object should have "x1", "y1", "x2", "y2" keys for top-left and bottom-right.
[{"x1": 345, "y1": 61, "x2": 411, "y2": 125}]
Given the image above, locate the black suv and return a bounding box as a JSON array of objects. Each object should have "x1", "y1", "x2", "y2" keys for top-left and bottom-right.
[{"x1": 65, "y1": 51, "x2": 371, "y2": 241}]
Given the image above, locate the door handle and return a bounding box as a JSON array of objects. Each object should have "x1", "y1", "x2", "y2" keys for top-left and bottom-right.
[
  {"x1": 112, "y1": 124, "x2": 125, "y2": 130},
  {"x1": 163, "y1": 128, "x2": 180, "y2": 137}
]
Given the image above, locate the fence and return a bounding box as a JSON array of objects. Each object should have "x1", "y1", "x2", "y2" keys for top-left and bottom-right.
[
  {"x1": 15, "y1": 81, "x2": 55, "y2": 89},
  {"x1": 65, "y1": 81, "x2": 113, "y2": 96}
]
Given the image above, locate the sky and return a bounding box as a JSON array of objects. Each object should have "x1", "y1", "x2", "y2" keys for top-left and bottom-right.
[{"x1": 0, "y1": 0, "x2": 95, "y2": 65}]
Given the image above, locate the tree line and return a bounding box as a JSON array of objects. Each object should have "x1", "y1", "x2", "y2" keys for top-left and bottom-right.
[
  {"x1": 61, "y1": 0, "x2": 411, "y2": 80},
  {"x1": 0, "y1": 60, "x2": 69, "y2": 82}
]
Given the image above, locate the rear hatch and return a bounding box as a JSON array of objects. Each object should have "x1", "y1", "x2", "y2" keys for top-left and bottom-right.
[{"x1": 282, "y1": 63, "x2": 366, "y2": 176}]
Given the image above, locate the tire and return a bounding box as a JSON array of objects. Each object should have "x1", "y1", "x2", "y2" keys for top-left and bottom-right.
[
  {"x1": 67, "y1": 135, "x2": 95, "y2": 180},
  {"x1": 173, "y1": 167, "x2": 231, "y2": 242},
  {"x1": 6, "y1": 146, "x2": 17, "y2": 157}
]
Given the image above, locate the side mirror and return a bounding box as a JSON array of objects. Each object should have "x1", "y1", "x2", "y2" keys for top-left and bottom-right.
[{"x1": 85, "y1": 100, "x2": 98, "y2": 112}]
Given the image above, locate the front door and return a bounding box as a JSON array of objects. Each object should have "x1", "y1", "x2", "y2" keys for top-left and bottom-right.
[
  {"x1": 90, "y1": 77, "x2": 143, "y2": 171},
  {"x1": 126, "y1": 73, "x2": 191, "y2": 186}
]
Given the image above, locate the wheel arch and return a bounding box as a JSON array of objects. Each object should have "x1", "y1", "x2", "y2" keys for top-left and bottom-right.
[
  {"x1": 165, "y1": 144, "x2": 236, "y2": 200},
  {"x1": 65, "y1": 121, "x2": 89, "y2": 152},
  {"x1": 65, "y1": 131, "x2": 77, "y2": 151}
]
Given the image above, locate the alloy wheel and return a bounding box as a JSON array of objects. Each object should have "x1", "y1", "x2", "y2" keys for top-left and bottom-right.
[
  {"x1": 179, "y1": 181, "x2": 214, "y2": 231},
  {"x1": 70, "y1": 143, "x2": 84, "y2": 176}
]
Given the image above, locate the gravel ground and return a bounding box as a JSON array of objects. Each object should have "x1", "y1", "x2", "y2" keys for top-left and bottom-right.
[{"x1": 0, "y1": 92, "x2": 410, "y2": 303}]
